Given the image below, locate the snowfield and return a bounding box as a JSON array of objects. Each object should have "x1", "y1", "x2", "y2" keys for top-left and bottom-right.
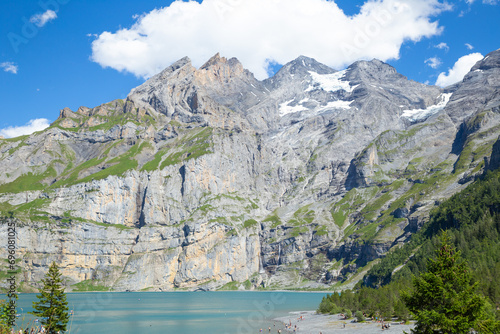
[{"x1": 401, "y1": 93, "x2": 452, "y2": 122}]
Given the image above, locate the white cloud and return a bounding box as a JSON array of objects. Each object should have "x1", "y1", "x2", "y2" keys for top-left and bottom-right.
[
  {"x1": 425, "y1": 57, "x2": 442, "y2": 69},
  {"x1": 91, "y1": 0, "x2": 450, "y2": 80},
  {"x1": 435, "y1": 52, "x2": 484, "y2": 87},
  {"x1": 465, "y1": 0, "x2": 498, "y2": 4},
  {"x1": 0, "y1": 119, "x2": 51, "y2": 138},
  {"x1": 465, "y1": 43, "x2": 474, "y2": 50},
  {"x1": 0, "y1": 62, "x2": 18, "y2": 74},
  {"x1": 435, "y1": 42, "x2": 449, "y2": 51},
  {"x1": 30, "y1": 10, "x2": 57, "y2": 28}
]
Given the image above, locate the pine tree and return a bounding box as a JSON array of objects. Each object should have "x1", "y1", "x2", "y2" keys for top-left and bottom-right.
[
  {"x1": 30, "y1": 262, "x2": 69, "y2": 334},
  {"x1": 402, "y1": 232, "x2": 499, "y2": 333}
]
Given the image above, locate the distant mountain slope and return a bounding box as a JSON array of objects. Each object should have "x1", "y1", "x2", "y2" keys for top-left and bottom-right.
[
  {"x1": 0, "y1": 48, "x2": 499, "y2": 292},
  {"x1": 358, "y1": 155, "x2": 500, "y2": 310}
]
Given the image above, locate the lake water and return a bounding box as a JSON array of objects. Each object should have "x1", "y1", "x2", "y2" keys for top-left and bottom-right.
[{"x1": 8, "y1": 291, "x2": 325, "y2": 334}]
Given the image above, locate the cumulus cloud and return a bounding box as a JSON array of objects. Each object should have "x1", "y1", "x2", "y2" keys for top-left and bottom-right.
[
  {"x1": 435, "y1": 52, "x2": 484, "y2": 87},
  {"x1": 0, "y1": 62, "x2": 18, "y2": 74},
  {"x1": 0, "y1": 119, "x2": 51, "y2": 138},
  {"x1": 425, "y1": 57, "x2": 442, "y2": 69},
  {"x1": 435, "y1": 42, "x2": 449, "y2": 51},
  {"x1": 30, "y1": 10, "x2": 57, "y2": 27},
  {"x1": 91, "y1": 0, "x2": 450, "y2": 79}
]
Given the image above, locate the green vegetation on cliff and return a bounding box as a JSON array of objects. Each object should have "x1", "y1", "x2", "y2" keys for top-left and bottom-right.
[
  {"x1": 0, "y1": 167, "x2": 57, "y2": 194},
  {"x1": 366, "y1": 168, "x2": 500, "y2": 302},
  {"x1": 318, "y1": 168, "x2": 500, "y2": 324}
]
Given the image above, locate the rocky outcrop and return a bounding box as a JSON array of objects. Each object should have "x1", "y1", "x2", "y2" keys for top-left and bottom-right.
[
  {"x1": 487, "y1": 136, "x2": 500, "y2": 172},
  {"x1": 445, "y1": 49, "x2": 500, "y2": 124},
  {"x1": 2, "y1": 217, "x2": 259, "y2": 291}
]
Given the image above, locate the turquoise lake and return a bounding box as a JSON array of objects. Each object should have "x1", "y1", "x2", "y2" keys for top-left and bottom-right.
[{"x1": 8, "y1": 291, "x2": 325, "y2": 333}]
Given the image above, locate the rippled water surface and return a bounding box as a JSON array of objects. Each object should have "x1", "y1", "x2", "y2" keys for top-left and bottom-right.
[{"x1": 9, "y1": 291, "x2": 324, "y2": 334}]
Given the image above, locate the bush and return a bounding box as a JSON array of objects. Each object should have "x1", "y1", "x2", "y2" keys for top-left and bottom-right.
[
  {"x1": 345, "y1": 309, "x2": 352, "y2": 319},
  {"x1": 355, "y1": 310, "x2": 365, "y2": 322},
  {"x1": 329, "y1": 304, "x2": 341, "y2": 315},
  {"x1": 0, "y1": 300, "x2": 12, "y2": 333},
  {"x1": 317, "y1": 297, "x2": 334, "y2": 314},
  {"x1": 393, "y1": 300, "x2": 409, "y2": 323}
]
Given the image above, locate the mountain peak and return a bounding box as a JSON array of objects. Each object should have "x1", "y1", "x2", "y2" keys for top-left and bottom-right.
[
  {"x1": 471, "y1": 48, "x2": 500, "y2": 72},
  {"x1": 346, "y1": 58, "x2": 404, "y2": 83},
  {"x1": 196, "y1": 53, "x2": 253, "y2": 86},
  {"x1": 129, "y1": 56, "x2": 194, "y2": 95},
  {"x1": 264, "y1": 55, "x2": 335, "y2": 90},
  {"x1": 157, "y1": 56, "x2": 192, "y2": 77},
  {"x1": 199, "y1": 53, "x2": 244, "y2": 71},
  {"x1": 200, "y1": 52, "x2": 222, "y2": 68},
  {"x1": 348, "y1": 59, "x2": 396, "y2": 73},
  {"x1": 200, "y1": 53, "x2": 222, "y2": 68},
  {"x1": 279, "y1": 55, "x2": 336, "y2": 76}
]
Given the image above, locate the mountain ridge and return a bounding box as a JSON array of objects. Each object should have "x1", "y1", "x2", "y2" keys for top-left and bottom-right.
[{"x1": 0, "y1": 48, "x2": 499, "y2": 292}]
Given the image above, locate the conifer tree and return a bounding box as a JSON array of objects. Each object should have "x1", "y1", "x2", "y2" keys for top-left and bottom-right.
[
  {"x1": 403, "y1": 232, "x2": 499, "y2": 333},
  {"x1": 31, "y1": 262, "x2": 69, "y2": 334}
]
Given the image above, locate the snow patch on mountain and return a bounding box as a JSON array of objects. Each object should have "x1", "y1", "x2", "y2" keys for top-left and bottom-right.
[
  {"x1": 279, "y1": 99, "x2": 308, "y2": 116},
  {"x1": 401, "y1": 93, "x2": 452, "y2": 122},
  {"x1": 279, "y1": 97, "x2": 352, "y2": 117},
  {"x1": 320, "y1": 100, "x2": 353, "y2": 111},
  {"x1": 306, "y1": 70, "x2": 358, "y2": 93}
]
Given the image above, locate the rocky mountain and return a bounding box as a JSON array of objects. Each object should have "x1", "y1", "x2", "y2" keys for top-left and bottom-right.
[{"x1": 1, "y1": 48, "x2": 499, "y2": 292}]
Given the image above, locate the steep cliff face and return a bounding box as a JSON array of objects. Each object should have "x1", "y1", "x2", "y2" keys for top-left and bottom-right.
[
  {"x1": 2, "y1": 218, "x2": 259, "y2": 291},
  {"x1": 488, "y1": 136, "x2": 500, "y2": 171},
  {"x1": 1, "y1": 49, "x2": 499, "y2": 292}
]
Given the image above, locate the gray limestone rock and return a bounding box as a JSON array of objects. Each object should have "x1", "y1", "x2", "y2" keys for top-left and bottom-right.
[{"x1": 1, "y1": 49, "x2": 500, "y2": 292}]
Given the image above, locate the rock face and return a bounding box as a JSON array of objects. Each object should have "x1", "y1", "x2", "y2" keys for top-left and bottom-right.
[
  {"x1": 1, "y1": 48, "x2": 500, "y2": 292},
  {"x1": 488, "y1": 136, "x2": 500, "y2": 171}
]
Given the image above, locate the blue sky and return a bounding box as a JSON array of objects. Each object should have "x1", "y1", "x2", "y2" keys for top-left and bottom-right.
[{"x1": 0, "y1": 0, "x2": 499, "y2": 138}]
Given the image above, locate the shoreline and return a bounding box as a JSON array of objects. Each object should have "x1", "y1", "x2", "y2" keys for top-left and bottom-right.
[
  {"x1": 3, "y1": 289, "x2": 335, "y2": 295},
  {"x1": 274, "y1": 311, "x2": 415, "y2": 334}
]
